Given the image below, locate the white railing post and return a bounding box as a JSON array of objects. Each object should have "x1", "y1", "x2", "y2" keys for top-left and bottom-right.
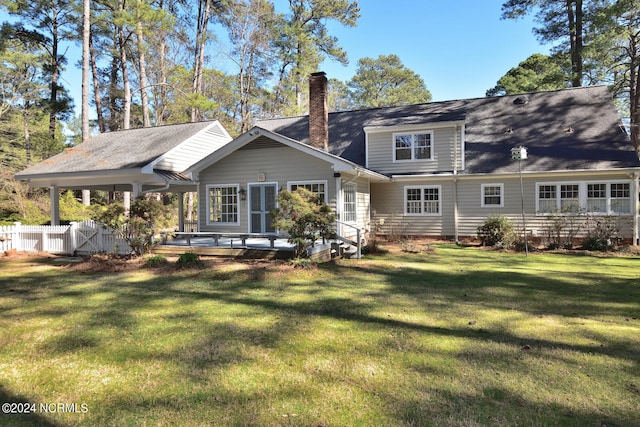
[
  {"x1": 69, "y1": 221, "x2": 78, "y2": 254},
  {"x1": 13, "y1": 222, "x2": 21, "y2": 251}
]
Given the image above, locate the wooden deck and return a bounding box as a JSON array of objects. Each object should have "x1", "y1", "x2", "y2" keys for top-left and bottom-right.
[{"x1": 153, "y1": 235, "x2": 296, "y2": 260}]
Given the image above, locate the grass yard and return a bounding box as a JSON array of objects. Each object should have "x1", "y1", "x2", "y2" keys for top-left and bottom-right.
[{"x1": 0, "y1": 244, "x2": 639, "y2": 427}]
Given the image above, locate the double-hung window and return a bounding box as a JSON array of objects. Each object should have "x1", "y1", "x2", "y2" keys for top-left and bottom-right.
[
  {"x1": 405, "y1": 186, "x2": 441, "y2": 215},
  {"x1": 207, "y1": 184, "x2": 239, "y2": 225},
  {"x1": 394, "y1": 131, "x2": 433, "y2": 162},
  {"x1": 537, "y1": 182, "x2": 631, "y2": 215},
  {"x1": 289, "y1": 181, "x2": 326, "y2": 204},
  {"x1": 343, "y1": 184, "x2": 357, "y2": 223},
  {"x1": 481, "y1": 184, "x2": 504, "y2": 207}
]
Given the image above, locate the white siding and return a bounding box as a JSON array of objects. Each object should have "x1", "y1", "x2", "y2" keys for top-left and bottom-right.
[{"x1": 155, "y1": 123, "x2": 232, "y2": 171}]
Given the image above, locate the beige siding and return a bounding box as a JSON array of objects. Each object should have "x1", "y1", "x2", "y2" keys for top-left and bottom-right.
[
  {"x1": 338, "y1": 176, "x2": 370, "y2": 241},
  {"x1": 367, "y1": 126, "x2": 460, "y2": 174},
  {"x1": 198, "y1": 145, "x2": 337, "y2": 233},
  {"x1": 371, "y1": 179, "x2": 456, "y2": 237},
  {"x1": 371, "y1": 173, "x2": 636, "y2": 240}
]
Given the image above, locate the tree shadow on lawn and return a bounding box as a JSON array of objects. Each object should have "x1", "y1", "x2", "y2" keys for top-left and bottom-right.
[
  {"x1": 2, "y1": 255, "x2": 639, "y2": 425},
  {"x1": 0, "y1": 384, "x2": 66, "y2": 427}
]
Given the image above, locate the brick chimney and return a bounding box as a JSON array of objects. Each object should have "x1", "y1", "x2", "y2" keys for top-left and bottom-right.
[{"x1": 308, "y1": 72, "x2": 329, "y2": 151}]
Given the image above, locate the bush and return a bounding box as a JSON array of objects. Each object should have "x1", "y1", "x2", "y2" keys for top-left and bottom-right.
[
  {"x1": 176, "y1": 252, "x2": 202, "y2": 268},
  {"x1": 271, "y1": 188, "x2": 336, "y2": 258},
  {"x1": 477, "y1": 215, "x2": 516, "y2": 248},
  {"x1": 93, "y1": 197, "x2": 170, "y2": 256},
  {"x1": 541, "y1": 209, "x2": 584, "y2": 249},
  {"x1": 583, "y1": 215, "x2": 619, "y2": 251},
  {"x1": 144, "y1": 254, "x2": 168, "y2": 267}
]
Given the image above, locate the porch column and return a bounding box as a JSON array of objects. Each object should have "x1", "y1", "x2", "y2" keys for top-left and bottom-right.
[
  {"x1": 132, "y1": 182, "x2": 142, "y2": 199},
  {"x1": 50, "y1": 186, "x2": 60, "y2": 225},
  {"x1": 334, "y1": 173, "x2": 342, "y2": 236},
  {"x1": 178, "y1": 192, "x2": 185, "y2": 232}
]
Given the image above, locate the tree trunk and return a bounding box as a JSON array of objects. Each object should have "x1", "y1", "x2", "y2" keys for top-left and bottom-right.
[
  {"x1": 22, "y1": 103, "x2": 32, "y2": 165},
  {"x1": 49, "y1": 4, "x2": 60, "y2": 141},
  {"x1": 89, "y1": 37, "x2": 106, "y2": 133},
  {"x1": 567, "y1": 0, "x2": 583, "y2": 87},
  {"x1": 82, "y1": 0, "x2": 91, "y2": 206},
  {"x1": 629, "y1": 30, "x2": 640, "y2": 151},
  {"x1": 135, "y1": 3, "x2": 151, "y2": 127},
  {"x1": 192, "y1": 0, "x2": 212, "y2": 123}
]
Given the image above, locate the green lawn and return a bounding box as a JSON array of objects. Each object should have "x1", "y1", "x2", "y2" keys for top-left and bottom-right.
[{"x1": 1, "y1": 245, "x2": 639, "y2": 426}]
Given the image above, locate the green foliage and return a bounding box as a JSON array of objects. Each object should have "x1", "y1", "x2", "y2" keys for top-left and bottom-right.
[
  {"x1": 176, "y1": 251, "x2": 202, "y2": 268},
  {"x1": 486, "y1": 53, "x2": 570, "y2": 96},
  {"x1": 144, "y1": 254, "x2": 168, "y2": 267},
  {"x1": 271, "y1": 188, "x2": 337, "y2": 258},
  {"x1": 582, "y1": 215, "x2": 620, "y2": 251},
  {"x1": 287, "y1": 257, "x2": 316, "y2": 269},
  {"x1": 477, "y1": 215, "x2": 516, "y2": 248},
  {"x1": 347, "y1": 54, "x2": 432, "y2": 108},
  {"x1": 541, "y1": 209, "x2": 585, "y2": 250},
  {"x1": 93, "y1": 197, "x2": 170, "y2": 256}
]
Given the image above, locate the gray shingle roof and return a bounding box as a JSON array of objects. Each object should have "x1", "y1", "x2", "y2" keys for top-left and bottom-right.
[
  {"x1": 256, "y1": 86, "x2": 639, "y2": 175},
  {"x1": 16, "y1": 121, "x2": 216, "y2": 176}
]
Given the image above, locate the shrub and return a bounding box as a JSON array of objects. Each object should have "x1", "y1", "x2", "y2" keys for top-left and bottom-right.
[
  {"x1": 541, "y1": 209, "x2": 585, "y2": 249},
  {"x1": 93, "y1": 197, "x2": 170, "y2": 256},
  {"x1": 271, "y1": 188, "x2": 336, "y2": 258},
  {"x1": 477, "y1": 215, "x2": 516, "y2": 248},
  {"x1": 144, "y1": 254, "x2": 168, "y2": 267},
  {"x1": 582, "y1": 214, "x2": 620, "y2": 251},
  {"x1": 176, "y1": 252, "x2": 202, "y2": 268}
]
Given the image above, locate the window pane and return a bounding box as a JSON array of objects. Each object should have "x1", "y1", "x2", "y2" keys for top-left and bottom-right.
[
  {"x1": 560, "y1": 184, "x2": 580, "y2": 212},
  {"x1": 611, "y1": 183, "x2": 630, "y2": 213},
  {"x1": 395, "y1": 135, "x2": 412, "y2": 160},
  {"x1": 209, "y1": 186, "x2": 238, "y2": 223},
  {"x1": 423, "y1": 187, "x2": 439, "y2": 214},
  {"x1": 587, "y1": 183, "x2": 607, "y2": 212},
  {"x1": 483, "y1": 185, "x2": 502, "y2": 206},
  {"x1": 414, "y1": 133, "x2": 431, "y2": 159},
  {"x1": 343, "y1": 184, "x2": 356, "y2": 222},
  {"x1": 538, "y1": 185, "x2": 557, "y2": 213},
  {"x1": 406, "y1": 188, "x2": 422, "y2": 214}
]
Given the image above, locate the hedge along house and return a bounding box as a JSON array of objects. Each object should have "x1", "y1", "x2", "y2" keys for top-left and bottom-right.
[{"x1": 14, "y1": 121, "x2": 232, "y2": 228}]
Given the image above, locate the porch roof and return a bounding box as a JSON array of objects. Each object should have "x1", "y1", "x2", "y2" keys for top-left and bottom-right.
[{"x1": 15, "y1": 121, "x2": 230, "y2": 192}]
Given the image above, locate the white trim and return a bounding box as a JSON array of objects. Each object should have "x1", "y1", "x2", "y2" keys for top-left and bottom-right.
[
  {"x1": 247, "y1": 181, "x2": 278, "y2": 233},
  {"x1": 364, "y1": 120, "x2": 465, "y2": 134},
  {"x1": 535, "y1": 180, "x2": 633, "y2": 215},
  {"x1": 404, "y1": 185, "x2": 442, "y2": 216},
  {"x1": 205, "y1": 184, "x2": 241, "y2": 226},
  {"x1": 287, "y1": 180, "x2": 329, "y2": 203},
  {"x1": 392, "y1": 130, "x2": 435, "y2": 163},
  {"x1": 481, "y1": 183, "x2": 504, "y2": 208},
  {"x1": 342, "y1": 183, "x2": 357, "y2": 223}
]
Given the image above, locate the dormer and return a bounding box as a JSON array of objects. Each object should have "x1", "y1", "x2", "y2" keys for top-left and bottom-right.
[{"x1": 364, "y1": 120, "x2": 466, "y2": 175}]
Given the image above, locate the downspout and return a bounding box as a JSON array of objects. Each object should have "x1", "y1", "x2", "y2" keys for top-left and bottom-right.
[{"x1": 453, "y1": 124, "x2": 459, "y2": 244}]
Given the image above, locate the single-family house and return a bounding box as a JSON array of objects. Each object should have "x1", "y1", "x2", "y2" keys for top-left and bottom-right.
[{"x1": 15, "y1": 72, "x2": 640, "y2": 245}]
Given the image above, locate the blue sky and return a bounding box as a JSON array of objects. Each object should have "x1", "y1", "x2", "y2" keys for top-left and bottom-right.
[
  {"x1": 310, "y1": 0, "x2": 549, "y2": 101},
  {"x1": 3, "y1": 1, "x2": 549, "y2": 114}
]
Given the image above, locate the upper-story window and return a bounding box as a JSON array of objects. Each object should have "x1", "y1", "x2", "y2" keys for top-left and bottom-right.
[{"x1": 393, "y1": 131, "x2": 433, "y2": 162}]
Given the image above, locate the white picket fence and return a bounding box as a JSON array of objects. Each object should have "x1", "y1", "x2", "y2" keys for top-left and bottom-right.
[{"x1": 0, "y1": 221, "x2": 131, "y2": 255}]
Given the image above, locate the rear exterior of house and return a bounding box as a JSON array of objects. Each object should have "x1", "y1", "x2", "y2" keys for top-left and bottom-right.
[
  {"x1": 254, "y1": 75, "x2": 640, "y2": 243},
  {"x1": 16, "y1": 73, "x2": 639, "y2": 245}
]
